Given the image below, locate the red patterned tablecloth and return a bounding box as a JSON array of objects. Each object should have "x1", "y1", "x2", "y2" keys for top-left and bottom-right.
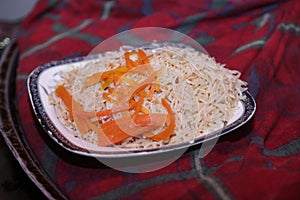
[{"x1": 16, "y1": 0, "x2": 300, "y2": 199}]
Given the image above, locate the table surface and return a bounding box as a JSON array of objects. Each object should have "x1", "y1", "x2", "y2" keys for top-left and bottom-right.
[{"x1": 1, "y1": 0, "x2": 300, "y2": 199}]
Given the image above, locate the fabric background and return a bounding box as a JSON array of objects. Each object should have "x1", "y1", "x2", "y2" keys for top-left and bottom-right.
[{"x1": 16, "y1": 0, "x2": 300, "y2": 199}]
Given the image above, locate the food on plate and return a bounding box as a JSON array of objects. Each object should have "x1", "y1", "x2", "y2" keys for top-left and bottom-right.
[{"x1": 49, "y1": 44, "x2": 247, "y2": 148}]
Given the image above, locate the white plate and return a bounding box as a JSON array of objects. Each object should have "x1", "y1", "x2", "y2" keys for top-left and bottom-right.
[{"x1": 27, "y1": 51, "x2": 256, "y2": 159}]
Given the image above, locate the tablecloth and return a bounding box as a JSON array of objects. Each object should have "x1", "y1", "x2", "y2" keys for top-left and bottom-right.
[{"x1": 16, "y1": 0, "x2": 300, "y2": 199}]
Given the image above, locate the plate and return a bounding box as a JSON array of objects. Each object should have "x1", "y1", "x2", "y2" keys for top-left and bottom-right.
[{"x1": 27, "y1": 48, "x2": 256, "y2": 158}]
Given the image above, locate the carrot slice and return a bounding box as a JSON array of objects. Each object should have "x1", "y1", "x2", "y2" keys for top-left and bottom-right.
[
  {"x1": 83, "y1": 49, "x2": 153, "y2": 92},
  {"x1": 101, "y1": 74, "x2": 114, "y2": 89},
  {"x1": 55, "y1": 85, "x2": 97, "y2": 134},
  {"x1": 140, "y1": 106, "x2": 149, "y2": 114},
  {"x1": 125, "y1": 51, "x2": 137, "y2": 69},
  {"x1": 82, "y1": 72, "x2": 103, "y2": 89},
  {"x1": 83, "y1": 66, "x2": 129, "y2": 90},
  {"x1": 149, "y1": 99, "x2": 175, "y2": 141},
  {"x1": 138, "y1": 49, "x2": 153, "y2": 65},
  {"x1": 73, "y1": 104, "x2": 89, "y2": 134},
  {"x1": 138, "y1": 49, "x2": 147, "y2": 63},
  {"x1": 99, "y1": 119, "x2": 130, "y2": 145},
  {"x1": 132, "y1": 96, "x2": 144, "y2": 115},
  {"x1": 98, "y1": 114, "x2": 167, "y2": 145},
  {"x1": 55, "y1": 85, "x2": 74, "y2": 121},
  {"x1": 102, "y1": 92, "x2": 115, "y2": 103},
  {"x1": 107, "y1": 87, "x2": 115, "y2": 94}
]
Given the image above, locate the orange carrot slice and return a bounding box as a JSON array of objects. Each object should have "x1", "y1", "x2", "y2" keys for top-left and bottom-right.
[
  {"x1": 55, "y1": 85, "x2": 74, "y2": 121},
  {"x1": 98, "y1": 113, "x2": 167, "y2": 145},
  {"x1": 149, "y1": 99, "x2": 175, "y2": 141},
  {"x1": 55, "y1": 85, "x2": 97, "y2": 134}
]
